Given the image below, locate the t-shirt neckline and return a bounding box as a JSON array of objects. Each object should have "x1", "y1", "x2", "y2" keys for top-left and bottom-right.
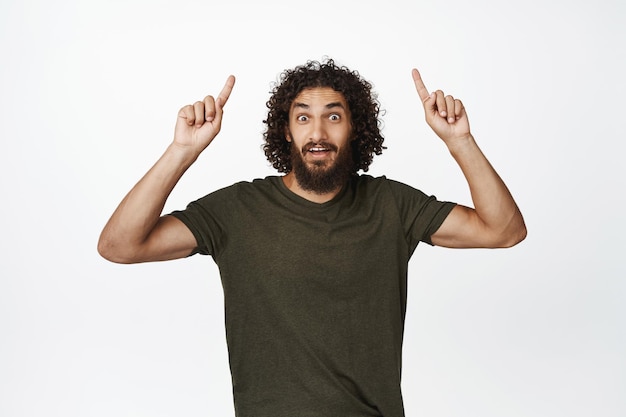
[{"x1": 271, "y1": 175, "x2": 352, "y2": 209}]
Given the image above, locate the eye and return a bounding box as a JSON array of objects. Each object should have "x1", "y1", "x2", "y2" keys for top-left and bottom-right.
[
  {"x1": 297, "y1": 115, "x2": 308, "y2": 122},
  {"x1": 329, "y1": 113, "x2": 340, "y2": 121}
]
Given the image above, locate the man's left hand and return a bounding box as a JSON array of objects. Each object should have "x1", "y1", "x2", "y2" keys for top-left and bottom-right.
[{"x1": 412, "y1": 68, "x2": 471, "y2": 147}]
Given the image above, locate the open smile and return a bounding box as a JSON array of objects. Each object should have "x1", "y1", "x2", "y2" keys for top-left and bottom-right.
[
  {"x1": 303, "y1": 143, "x2": 337, "y2": 159},
  {"x1": 308, "y1": 145, "x2": 331, "y2": 157}
]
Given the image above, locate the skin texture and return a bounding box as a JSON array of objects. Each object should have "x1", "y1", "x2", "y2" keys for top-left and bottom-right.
[
  {"x1": 97, "y1": 67, "x2": 526, "y2": 264},
  {"x1": 97, "y1": 76, "x2": 235, "y2": 263},
  {"x1": 411, "y1": 69, "x2": 526, "y2": 248}
]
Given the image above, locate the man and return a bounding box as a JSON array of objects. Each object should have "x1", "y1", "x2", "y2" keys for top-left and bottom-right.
[{"x1": 98, "y1": 59, "x2": 526, "y2": 417}]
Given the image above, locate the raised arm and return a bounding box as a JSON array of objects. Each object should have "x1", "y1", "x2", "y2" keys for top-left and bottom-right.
[
  {"x1": 97, "y1": 76, "x2": 235, "y2": 263},
  {"x1": 411, "y1": 69, "x2": 526, "y2": 248}
]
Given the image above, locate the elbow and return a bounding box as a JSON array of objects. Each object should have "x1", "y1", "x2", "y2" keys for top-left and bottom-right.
[
  {"x1": 496, "y1": 220, "x2": 527, "y2": 248},
  {"x1": 500, "y1": 228, "x2": 527, "y2": 248},
  {"x1": 97, "y1": 235, "x2": 138, "y2": 264}
]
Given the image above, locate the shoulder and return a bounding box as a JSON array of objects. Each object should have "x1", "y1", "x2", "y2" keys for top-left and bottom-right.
[
  {"x1": 352, "y1": 174, "x2": 392, "y2": 189},
  {"x1": 354, "y1": 175, "x2": 455, "y2": 216},
  {"x1": 195, "y1": 176, "x2": 279, "y2": 200},
  {"x1": 196, "y1": 176, "x2": 292, "y2": 214},
  {"x1": 353, "y1": 174, "x2": 423, "y2": 196}
]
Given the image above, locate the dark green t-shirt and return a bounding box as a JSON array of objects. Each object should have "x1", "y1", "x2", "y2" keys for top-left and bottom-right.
[{"x1": 171, "y1": 175, "x2": 456, "y2": 417}]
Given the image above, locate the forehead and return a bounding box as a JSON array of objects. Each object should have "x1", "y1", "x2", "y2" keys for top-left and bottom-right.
[{"x1": 291, "y1": 87, "x2": 348, "y2": 109}]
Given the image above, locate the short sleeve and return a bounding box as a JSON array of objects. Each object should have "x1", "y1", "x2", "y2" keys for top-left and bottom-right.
[
  {"x1": 169, "y1": 186, "x2": 235, "y2": 257},
  {"x1": 385, "y1": 179, "x2": 456, "y2": 250}
]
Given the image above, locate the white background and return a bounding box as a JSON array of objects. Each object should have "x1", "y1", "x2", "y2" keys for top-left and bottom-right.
[{"x1": 1, "y1": 0, "x2": 624, "y2": 416}]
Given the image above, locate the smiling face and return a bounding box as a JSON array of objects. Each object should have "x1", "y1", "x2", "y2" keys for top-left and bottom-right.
[{"x1": 286, "y1": 87, "x2": 354, "y2": 194}]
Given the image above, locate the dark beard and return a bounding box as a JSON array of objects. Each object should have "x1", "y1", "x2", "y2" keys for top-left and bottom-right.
[{"x1": 290, "y1": 141, "x2": 354, "y2": 194}]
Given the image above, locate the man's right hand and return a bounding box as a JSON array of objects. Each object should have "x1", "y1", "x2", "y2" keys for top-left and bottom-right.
[
  {"x1": 98, "y1": 75, "x2": 236, "y2": 264},
  {"x1": 173, "y1": 75, "x2": 236, "y2": 157}
]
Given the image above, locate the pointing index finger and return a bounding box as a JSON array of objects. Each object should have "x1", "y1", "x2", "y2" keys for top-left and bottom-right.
[
  {"x1": 411, "y1": 68, "x2": 431, "y2": 103},
  {"x1": 216, "y1": 75, "x2": 236, "y2": 107}
]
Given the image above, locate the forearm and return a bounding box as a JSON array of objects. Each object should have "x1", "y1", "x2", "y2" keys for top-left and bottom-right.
[
  {"x1": 97, "y1": 144, "x2": 196, "y2": 259},
  {"x1": 448, "y1": 134, "x2": 526, "y2": 245}
]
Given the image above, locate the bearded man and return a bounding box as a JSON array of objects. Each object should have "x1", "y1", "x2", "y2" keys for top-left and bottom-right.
[{"x1": 98, "y1": 59, "x2": 526, "y2": 417}]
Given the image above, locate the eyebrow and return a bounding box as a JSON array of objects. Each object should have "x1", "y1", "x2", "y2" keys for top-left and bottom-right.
[{"x1": 293, "y1": 102, "x2": 346, "y2": 110}]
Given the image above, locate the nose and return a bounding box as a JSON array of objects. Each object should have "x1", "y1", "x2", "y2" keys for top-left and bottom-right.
[{"x1": 309, "y1": 118, "x2": 327, "y2": 143}]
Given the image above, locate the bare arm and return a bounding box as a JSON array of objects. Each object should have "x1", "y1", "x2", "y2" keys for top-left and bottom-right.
[
  {"x1": 411, "y1": 69, "x2": 526, "y2": 248},
  {"x1": 97, "y1": 76, "x2": 236, "y2": 263}
]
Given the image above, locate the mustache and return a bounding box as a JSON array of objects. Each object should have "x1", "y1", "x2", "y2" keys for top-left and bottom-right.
[{"x1": 301, "y1": 142, "x2": 339, "y2": 153}]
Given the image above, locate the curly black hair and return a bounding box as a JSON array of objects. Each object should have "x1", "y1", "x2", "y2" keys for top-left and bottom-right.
[{"x1": 262, "y1": 58, "x2": 385, "y2": 173}]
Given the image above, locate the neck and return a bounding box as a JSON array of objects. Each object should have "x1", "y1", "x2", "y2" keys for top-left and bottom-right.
[{"x1": 282, "y1": 172, "x2": 344, "y2": 203}]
